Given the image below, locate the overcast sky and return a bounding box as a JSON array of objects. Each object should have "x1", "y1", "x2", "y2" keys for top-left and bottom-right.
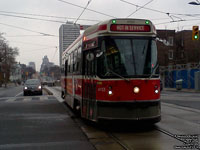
[{"x1": 0, "y1": 0, "x2": 200, "y2": 71}]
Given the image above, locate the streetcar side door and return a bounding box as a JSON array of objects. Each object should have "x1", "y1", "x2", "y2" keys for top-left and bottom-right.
[
  {"x1": 64, "y1": 60, "x2": 68, "y2": 95},
  {"x1": 82, "y1": 50, "x2": 97, "y2": 120}
]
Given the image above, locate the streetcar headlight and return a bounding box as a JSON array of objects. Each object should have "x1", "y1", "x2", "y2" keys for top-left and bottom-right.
[
  {"x1": 133, "y1": 87, "x2": 140, "y2": 94},
  {"x1": 154, "y1": 85, "x2": 159, "y2": 94},
  {"x1": 155, "y1": 89, "x2": 159, "y2": 94},
  {"x1": 108, "y1": 86, "x2": 112, "y2": 95},
  {"x1": 108, "y1": 90, "x2": 113, "y2": 95}
]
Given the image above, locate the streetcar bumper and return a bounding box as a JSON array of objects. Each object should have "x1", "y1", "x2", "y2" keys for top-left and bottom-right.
[{"x1": 96, "y1": 100, "x2": 161, "y2": 123}]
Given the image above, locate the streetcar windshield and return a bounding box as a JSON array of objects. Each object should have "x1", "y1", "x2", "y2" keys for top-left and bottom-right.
[{"x1": 98, "y1": 37, "x2": 158, "y2": 78}]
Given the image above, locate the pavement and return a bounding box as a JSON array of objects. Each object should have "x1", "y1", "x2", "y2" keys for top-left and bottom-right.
[
  {"x1": 0, "y1": 83, "x2": 18, "y2": 89},
  {"x1": 163, "y1": 87, "x2": 200, "y2": 93},
  {"x1": 0, "y1": 92, "x2": 95, "y2": 150}
]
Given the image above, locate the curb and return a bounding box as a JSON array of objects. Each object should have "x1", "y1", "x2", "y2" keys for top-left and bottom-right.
[{"x1": 163, "y1": 88, "x2": 199, "y2": 93}]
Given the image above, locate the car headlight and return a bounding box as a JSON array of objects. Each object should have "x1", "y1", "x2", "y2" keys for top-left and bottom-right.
[
  {"x1": 24, "y1": 86, "x2": 28, "y2": 90},
  {"x1": 38, "y1": 85, "x2": 42, "y2": 89}
]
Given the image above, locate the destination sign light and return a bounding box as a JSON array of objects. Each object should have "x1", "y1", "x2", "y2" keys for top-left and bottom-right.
[{"x1": 110, "y1": 24, "x2": 151, "y2": 32}]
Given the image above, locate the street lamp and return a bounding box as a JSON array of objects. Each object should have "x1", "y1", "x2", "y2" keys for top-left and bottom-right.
[{"x1": 188, "y1": 1, "x2": 200, "y2": 5}]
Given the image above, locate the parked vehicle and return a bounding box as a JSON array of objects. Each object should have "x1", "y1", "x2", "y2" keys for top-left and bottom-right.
[{"x1": 23, "y1": 79, "x2": 43, "y2": 96}]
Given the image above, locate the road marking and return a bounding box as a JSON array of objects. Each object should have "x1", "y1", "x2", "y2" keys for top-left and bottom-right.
[
  {"x1": 44, "y1": 87, "x2": 64, "y2": 102},
  {"x1": 15, "y1": 92, "x2": 23, "y2": 97},
  {"x1": 6, "y1": 97, "x2": 16, "y2": 102}
]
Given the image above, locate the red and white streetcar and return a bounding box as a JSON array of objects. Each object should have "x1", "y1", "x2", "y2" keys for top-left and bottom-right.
[{"x1": 61, "y1": 18, "x2": 161, "y2": 123}]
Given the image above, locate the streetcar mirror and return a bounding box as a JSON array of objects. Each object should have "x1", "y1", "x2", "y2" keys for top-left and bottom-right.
[
  {"x1": 96, "y1": 51, "x2": 103, "y2": 58},
  {"x1": 86, "y1": 52, "x2": 94, "y2": 61}
]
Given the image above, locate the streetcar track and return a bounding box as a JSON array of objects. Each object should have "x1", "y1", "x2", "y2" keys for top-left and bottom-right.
[
  {"x1": 107, "y1": 132, "x2": 132, "y2": 150},
  {"x1": 155, "y1": 127, "x2": 187, "y2": 144},
  {"x1": 155, "y1": 127, "x2": 200, "y2": 150}
]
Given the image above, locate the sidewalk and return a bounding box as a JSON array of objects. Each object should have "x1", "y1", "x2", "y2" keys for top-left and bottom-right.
[{"x1": 0, "y1": 83, "x2": 17, "y2": 89}]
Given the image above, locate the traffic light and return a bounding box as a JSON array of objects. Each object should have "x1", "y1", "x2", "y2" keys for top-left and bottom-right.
[{"x1": 192, "y1": 26, "x2": 199, "y2": 40}]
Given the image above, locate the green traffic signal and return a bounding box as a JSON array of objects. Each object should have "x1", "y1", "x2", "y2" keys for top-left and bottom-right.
[{"x1": 194, "y1": 35, "x2": 198, "y2": 39}]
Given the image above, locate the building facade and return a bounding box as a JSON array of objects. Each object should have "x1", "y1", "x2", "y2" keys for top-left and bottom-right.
[
  {"x1": 157, "y1": 30, "x2": 200, "y2": 67},
  {"x1": 157, "y1": 30, "x2": 200, "y2": 89},
  {"x1": 40, "y1": 55, "x2": 54, "y2": 72},
  {"x1": 59, "y1": 23, "x2": 80, "y2": 66},
  {"x1": 28, "y1": 62, "x2": 36, "y2": 71}
]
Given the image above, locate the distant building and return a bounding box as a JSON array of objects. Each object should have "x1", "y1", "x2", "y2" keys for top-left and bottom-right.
[
  {"x1": 59, "y1": 23, "x2": 80, "y2": 66},
  {"x1": 28, "y1": 62, "x2": 36, "y2": 71},
  {"x1": 9, "y1": 63, "x2": 22, "y2": 83},
  {"x1": 40, "y1": 55, "x2": 54, "y2": 73}
]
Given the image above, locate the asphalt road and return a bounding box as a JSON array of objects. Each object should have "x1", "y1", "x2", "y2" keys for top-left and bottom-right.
[
  {"x1": 0, "y1": 92, "x2": 95, "y2": 150},
  {"x1": 0, "y1": 85, "x2": 23, "y2": 97},
  {"x1": 161, "y1": 90, "x2": 200, "y2": 110},
  {"x1": 1, "y1": 86, "x2": 199, "y2": 150},
  {"x1": 48, "y1": 87, "x2": 200, "y2": 150}
]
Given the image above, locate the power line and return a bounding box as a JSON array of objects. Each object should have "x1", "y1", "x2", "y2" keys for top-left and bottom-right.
[
  {"x1": 120, "y1": 0, "x2": 200, "y2": 18},
  {"x1": 155, "y1": 18, "x2": 200, "y2": 25},
  {"x1": 0, "y1": 10, "x2": 100, "y2": 22},
  {"x1": 0, "y1": 13, "x2": 65, "y2": 24},
  {"x1": 120, "y1": 0, "x2": 167, "y2": 15},
  {"x1": 4, "y1": 35, "x2": 49, "y2": 37},
  {"x1": 22, "y1": 48, "x2": 53, "y2": 53},
  {"x1": 75, "y1": 0, "x2": 92, "y2": 24},
  {"x1": 51, "y1": 47, "x2": 58, "y2": 62},
  {"x1": 9, "y1": 40, "x2": 57, "y2": 47},
  {"x1": 0, "y1": 22, "x2": 57, "y2": 37},
  {"x1": 58, "y1": 0, "x2": 116, "y2": 18},
  {"x1": 127, "y1": 0, "x2": 154, "y2": 17}
]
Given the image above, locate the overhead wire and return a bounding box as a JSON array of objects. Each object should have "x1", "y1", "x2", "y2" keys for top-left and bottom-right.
[
  {"x1": 120, "y1": 0, "x2": 200, "y2": 26},
  {"x1": 22, "y1": 48, "x2": 53, "y2": 53},
  {"x1": 4, "y1": 35, "x2": 50, "y2": 37},
  {"x1": 127, "y1": 0, "x2": 154, "y2": 17},
  {"x1": 74, "y1": 0, "x2": 92, "y2": 24},
  {"x1": 0, "y1": 10, "x2": 100, "y2": 22},
  {"x1": 0, "y1": 13, "x2": 65, "y2": 24},
  {"x1": 0, "y1": 22, "x2": 58, "y2": 37},
  {"x1": 51, "y1": 46, "x2": 58, "y2": 62},
  {"x1": 58, "y1": 0, "x2": 116, "y2": 18},
  {"x1": 9, "y1": 40, "x2": 57, "y2": 47}
]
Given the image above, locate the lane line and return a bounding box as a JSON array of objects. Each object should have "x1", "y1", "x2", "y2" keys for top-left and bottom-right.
[{"x1": 15, "y1": 92, "x2": 23, "y2": 97}]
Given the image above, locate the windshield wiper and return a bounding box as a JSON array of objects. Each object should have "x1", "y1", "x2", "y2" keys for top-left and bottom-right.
[
  {"x1": 149, "y1": 63, "x2": 159, "y2": 79},
  {"x1": 105, "y1": 68, "x2": 130, "y2": 82}
]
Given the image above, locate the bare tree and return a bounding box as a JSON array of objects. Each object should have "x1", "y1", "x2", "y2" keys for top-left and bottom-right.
[{"x1": 0, "y1": 33, "x2": 19, "y2": 87}]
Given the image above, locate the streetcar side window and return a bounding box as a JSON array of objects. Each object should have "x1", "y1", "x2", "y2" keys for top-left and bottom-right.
[
  {"x1": 70, "y1": 53, "x2": 73, "y2": 73},
  {"x1": 68, "y1": 54, "x2": 71, "y2": 73},
  {"x1": 65, "y1": 60, "x2": 68, "y2": 76},
  {"x1": 77, "y1": 47, "x2": 82, "y2": 74},
  {"x1": 73, "y1": 50, "x2": 77, "y2": 72}
]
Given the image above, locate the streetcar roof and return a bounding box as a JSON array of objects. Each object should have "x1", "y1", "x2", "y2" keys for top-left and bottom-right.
[{"x1": 83, "y1": 18, "x2": 156, "y2": 37}]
